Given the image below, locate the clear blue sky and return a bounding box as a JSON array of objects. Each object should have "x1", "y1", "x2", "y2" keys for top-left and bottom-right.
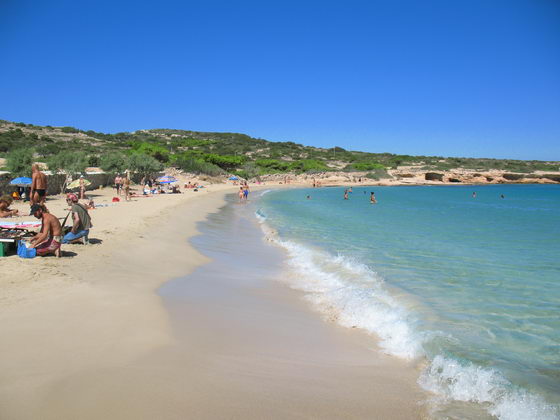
[{"x1": 1, "y1": 0, "x2": 559, "y2": 160}]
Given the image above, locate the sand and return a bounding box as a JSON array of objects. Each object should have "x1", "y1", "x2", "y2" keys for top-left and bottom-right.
[{"x1": 0, "y1": 182, "x2": 427, "y2": 419}]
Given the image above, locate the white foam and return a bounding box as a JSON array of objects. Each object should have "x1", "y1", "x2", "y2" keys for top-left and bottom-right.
[
  {"x1": 420, "y1": 355, "x2": 559, "y2": 420},
  {"x1": 270, "y1": 237, "x2": 425, "y2": 359}
]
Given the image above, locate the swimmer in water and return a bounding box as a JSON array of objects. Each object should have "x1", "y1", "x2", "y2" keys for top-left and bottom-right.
[
  {"x1": 472, "y1": 192, "x2": 477, "y2": 198},
  {"x1": 370, "y1": 192, "x2": 377, "y2": 204},
  {"x1": 344, "y1": 189, "x2": 349, "y2": 200}
]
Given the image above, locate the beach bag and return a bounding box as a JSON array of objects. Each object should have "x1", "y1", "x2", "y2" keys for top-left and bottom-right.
[{"x1": 17, "y1": 241, "x2": 36, "y2": 259}]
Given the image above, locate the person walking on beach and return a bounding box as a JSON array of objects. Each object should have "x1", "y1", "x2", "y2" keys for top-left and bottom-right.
[
  {"x1": 370, "y1": 192, "x2": 377, "y2": 204},
  {"x1": 30, "y1": 164, "x2": 48, "y2": 206},
  {"x1": 243, "y1": 185, "x2": 250, "y2": 201}
]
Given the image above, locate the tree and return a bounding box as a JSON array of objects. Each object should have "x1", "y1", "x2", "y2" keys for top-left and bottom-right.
[
  {"x1": 47, "y1": 151, "x2": 89, "y2": 192},
  {"x1": 127, "y1": 153, "x2": 163, "y2": 177},
  {"x1": 99, "y1": 153, "x2": 128, "y2": 175},
  {"x1": 6, "y1": 148, "x2": 34, "y2": 177}
]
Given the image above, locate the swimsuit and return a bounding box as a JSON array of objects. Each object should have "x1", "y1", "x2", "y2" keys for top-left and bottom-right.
[
  {"x1": 36, "y1": 236, "x2": 61, "y2": 256},
  {"x1": 36, "y1": 189, "x2": 46, "y2": 197}
]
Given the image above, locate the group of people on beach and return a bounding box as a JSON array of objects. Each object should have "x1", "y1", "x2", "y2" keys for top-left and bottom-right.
[{"x1": 0, "y1": 164, "x2": 93, "y2": 257}]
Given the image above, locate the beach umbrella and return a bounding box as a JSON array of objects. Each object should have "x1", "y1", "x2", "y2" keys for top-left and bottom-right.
[
  {"x1": 9, "y1": 176, "x2": 32, "y2": 186},
  {"x1": 156, "y1": 175, "x2": 178, "y2": 184},
  {"x1": 228, "y1": 176, "x2": 239, "y2": 181},
  {"x1": 67, "y1": 178, "x2": 92, "y2": 189}
]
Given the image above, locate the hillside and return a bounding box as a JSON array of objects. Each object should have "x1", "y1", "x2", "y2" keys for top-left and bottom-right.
[{"x1": 1, "y1": 119, "x2": 559, "y2": 181}]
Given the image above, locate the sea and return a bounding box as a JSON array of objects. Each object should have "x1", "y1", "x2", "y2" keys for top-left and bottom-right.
[{"x1": 253, "y1": 184, "x2": 560, "y2": 420}]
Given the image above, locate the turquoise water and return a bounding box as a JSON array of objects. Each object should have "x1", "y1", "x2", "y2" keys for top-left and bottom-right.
[{"x1": 256, "y1": 185, "x2": 560, "y2": 419}]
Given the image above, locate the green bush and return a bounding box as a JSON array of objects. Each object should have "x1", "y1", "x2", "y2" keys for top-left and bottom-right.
[
  {"x1": 6, "y1": 148, "x2": 34, "y2": 177},
  {"x1": 173, "y1": 156, "x2": 224, "y2": 176},
  {"x1": 365, "y1": 169, "x2": 391, "y2": 180},
  {"x1": 100, "y1": 153, "x2": 129, "y2": 174},
  {"x1": 129, "y1": 142, "x2": 170, "y2": 162},
  {"x1": 289, "y1": 159, "x2": 330, "y2": 173},
  {"x1": 346, "y1": 162, "x2": 385, "y2": 171},
  {"x1": 255, "y1": 159, "x2": 290, "y2": 172},
  {"x1": 202, "y1": 154, "x2": 245, "y2": 170},
  {"x1": 127, "y1": 153, "x2": 163, "y2": 176},
  {"x1": 60, "y1": 126, "x2": 81, "y2": 133}
]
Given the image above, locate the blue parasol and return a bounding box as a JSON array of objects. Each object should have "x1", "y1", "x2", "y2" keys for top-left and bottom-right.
[
  {"x1": 228, "y1": 176, "x2": 239, "y2": 181},
  {"x1": 156, "y1": 175, "x2": 178, "y2": 184},
  {"x1": 9, "y1": 177, "x2": 32, "y2": 186}
]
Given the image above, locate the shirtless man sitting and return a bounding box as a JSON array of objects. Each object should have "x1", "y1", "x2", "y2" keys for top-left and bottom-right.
[
  {"x1": 0, "y1": 195, "x2": 19, "y2": 217},
  {"x1": 29, "y1": 204, "x2": 62, "y2": 257},
  {"x1": 30, "y1": 164, "x2": 48, "y2": 205}
]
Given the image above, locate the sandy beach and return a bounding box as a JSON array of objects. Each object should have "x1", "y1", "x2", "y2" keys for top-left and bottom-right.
[{"x1": 0, "y1": 183, "x2": 426, "y2": 419}]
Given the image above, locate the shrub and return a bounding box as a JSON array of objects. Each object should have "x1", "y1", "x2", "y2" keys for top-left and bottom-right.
[
  {"x1": 127, "y1": 153, "x2": 163, "y2": 176},
  {"x1": 365, "y1": 169, "x2": 391, "y2": 180},
  {"x1": 255, "y1": 159, "x2": 290, "y2": 172},
  {"x1": 6, "y1": 148, "x2": 34, "y2": 177},
  {"x1": 289, "y1": 159, "x2": 330, "y2": 173},
  {"x1": 202, "y1": 154, "x2": 245, "y2": 170},
  {"x1": 100, "y1": 153, "x2": 129, "y2": 174},
  {"x1": 173, "y1": 156, "x2": 224, "y2": 176}
]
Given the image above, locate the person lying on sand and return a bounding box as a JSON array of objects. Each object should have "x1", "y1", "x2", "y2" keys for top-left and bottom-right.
[
  {"x1": 0, "y1": 195, "x2": 19, "y2": 217},
  {"x1": 62, "y1": 193, "x2": 92, "y2": 244},
  {"x1": 29, "y1": 204, "x2": 62, "y2": 257}
]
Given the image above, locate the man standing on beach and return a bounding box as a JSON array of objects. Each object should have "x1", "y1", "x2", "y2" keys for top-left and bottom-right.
[
  {"x1": 30, "y1": 164, "x2": 48, "y2": 205},
  {"x1": 29, "y1": 203, "x2": 62, "y2": 257}
]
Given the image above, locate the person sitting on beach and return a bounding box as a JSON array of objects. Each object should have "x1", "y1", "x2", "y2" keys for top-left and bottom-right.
[
  {"x1": 30, "y1": 163, "x2": 48, "y2": 205},
  {"x1": 0, "y1": 195, "x2": 19, "y2": 217},
  {"x1": 29, "y1": 204, "x2": 62, "y2": 257},
  {"x1": 62, "y1": 193, "x2": 92, "y2": 244}
]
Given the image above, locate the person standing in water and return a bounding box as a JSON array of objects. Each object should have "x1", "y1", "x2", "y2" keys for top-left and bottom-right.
[
  {"x1": 472, "y1": 192, "x2": 477, "y2": 198},
  {"x1": 370, "y1": 192, "x2": 377, "y2": 204},
  {"x1": 344, "y1": 189, "x2": 349, "y2": 200}
]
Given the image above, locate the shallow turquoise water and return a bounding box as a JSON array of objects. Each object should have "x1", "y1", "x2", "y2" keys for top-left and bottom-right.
[{"x1": 257, "y1": 185, "x2": 560, "y2": 419}]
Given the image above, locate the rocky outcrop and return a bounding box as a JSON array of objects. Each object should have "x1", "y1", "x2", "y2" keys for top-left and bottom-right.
[{"x1": 425, "y1": 172, "x2": 444, "y2": 181}]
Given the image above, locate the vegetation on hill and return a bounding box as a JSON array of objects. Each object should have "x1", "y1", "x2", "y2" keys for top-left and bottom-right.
[{"x1": 0, "y1": 120, "x2": 558, "y2": 177}]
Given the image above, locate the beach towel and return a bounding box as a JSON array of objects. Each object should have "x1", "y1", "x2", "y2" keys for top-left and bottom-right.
[{"x1": 0, "y1": 221, "x2": 41, "y2": 229}]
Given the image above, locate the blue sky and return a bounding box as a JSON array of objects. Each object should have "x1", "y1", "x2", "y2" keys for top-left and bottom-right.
[{"x1": 1, "y1": 0, "x2": 559, "y2": 160}]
